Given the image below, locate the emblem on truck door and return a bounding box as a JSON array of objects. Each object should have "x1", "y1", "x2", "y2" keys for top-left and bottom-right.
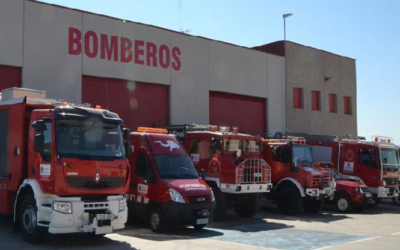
[
  {"x1": 95, "y1": 172, "x2": 100, "y2": 182},
  {"x1": 154, "y1": 140, "x2": 180, "y2": 151}
]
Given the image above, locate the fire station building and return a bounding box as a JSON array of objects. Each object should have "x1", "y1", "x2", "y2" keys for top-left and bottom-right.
[{"x1": 0, "y1": 0, "x2": 357, "y2": 137}]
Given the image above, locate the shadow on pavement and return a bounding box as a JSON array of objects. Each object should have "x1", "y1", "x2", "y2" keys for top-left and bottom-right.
[
  {"x1": 260, "y1": 200, "x2": 351, "y2": 223},
  {"x1": 0, "y1": 215, "x2": 137, "y2": 250}
]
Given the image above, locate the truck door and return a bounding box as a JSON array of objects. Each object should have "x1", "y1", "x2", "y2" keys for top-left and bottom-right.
[
  {"x1": 354, "y1": 147, "x2": 380, "y2": 187},
  {"x1": 0, "y1": 110, "x2": 10, "y2": 214},
  {"x1": 130, "y1": 153, "x2": 157, "y2": 210}
]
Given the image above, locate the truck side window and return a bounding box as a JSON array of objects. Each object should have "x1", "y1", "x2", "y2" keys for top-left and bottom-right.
[
  {"x1": 209, "y1": 138, "x2": 221, "y2": 155},
  {"x1": 358, "y1": 148, "x2": 376, "y2": 168},
  {"x1": 189, "y1": 140, "x2": 201, "y2": 154},
  {"x1": 136, "y1": 154, "x2": 156, "y2": 182},
  {"x1": 41, "y1": 122, "x2": 52, "y2": 162}
]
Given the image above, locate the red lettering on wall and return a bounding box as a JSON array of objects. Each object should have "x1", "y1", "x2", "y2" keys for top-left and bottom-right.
[
  {"x1": 68, "y1": 27, "x2": 82, "y2": 55},
  {"x1": 146, "y1": 42, "x2": 158, "y2": 67},
  {"x1": 172, "y1": 47, "x2": 181, "y2": 71},
  {"x1": 101, "y1": 34, "x2": 118, "y2": 61},
  {"x1": 159, "y1": 45, "x2": 170, "y2": 69},
  {"x1": 121, "y1": 37, "x2": 132, "y2": 63},
  {"x1": 134, "y1": 40, "x2": 145, "y2": 65},
  {"x1": 84, "y1": 31, "x2": 98, "y2": 58}
]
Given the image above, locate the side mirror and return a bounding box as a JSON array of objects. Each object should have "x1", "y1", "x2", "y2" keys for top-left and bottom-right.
[
  {"x1": 200, "y1": 169, "x2": 206, "y2": 180},
  {"x1": 125, "y1": 141, "x2": 132, "y2": 157},
  {"x1": 123, "y1": 128, "x2": 130, "y2": 140},
  {"x1": 383, "y1": 158, "x2": 389, "y2": 164},
  {"x1": 235, "y1": 149, "x2": 242, "y2": 159},
  {"x1": 34, "y1": 134, "x2": 45, "y2": 153},
  {"x1": 32, "y1": 120, "x2": 46, "y2": 134}
]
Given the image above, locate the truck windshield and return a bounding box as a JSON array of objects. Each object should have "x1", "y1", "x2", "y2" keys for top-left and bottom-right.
[
  {"x1": 55, "y1": 119, "x2": 125, "y2": 160},
  {"x1": 292, "y1": 145, "x2": 313, "y2": 163},
  {"x1": 224, "y1": 139, "x2": 261, "y2": 152},
  {"x1": 153, "y1": 155, "x2": 199, "y2": 179},
  {"x1": 381, "y1": 149, "x2": 400, "y2": 171}
]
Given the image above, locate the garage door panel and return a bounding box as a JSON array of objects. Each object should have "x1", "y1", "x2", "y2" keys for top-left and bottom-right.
[
  {"x1": 82, "y1": 76, "x2": 168, "y2": 131},
  {"x1": 210, "y1": 91, "x2": 266, "y2": 136}
]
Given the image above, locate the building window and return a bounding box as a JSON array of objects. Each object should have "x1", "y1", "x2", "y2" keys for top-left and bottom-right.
[
  {"x1": 293, "y1": 88, "x2": 303, "y2": 109},
  {"x1": 311, "y1": 91, "x2": 321, "y2": 111},
  {"x1": 344, "y1": 96, "x2": 352, "y2": 115},
  {"x1": 329, "y1": 94, "x2": 337, "y2": 113}
]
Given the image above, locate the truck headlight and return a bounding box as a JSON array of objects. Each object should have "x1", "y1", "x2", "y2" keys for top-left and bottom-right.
[
  {"x1": 355, "y1": 187, "x2": 361, "y2": 193},
  {"x1": 119, "y1": 198, "x2": 127, "y2": 212},
  {"x1": 169, "y1": 188, "x2": 185, "y2": 203},
  {"x1": 210, "y1": 189, "x2": 215, "y2": 202},
  {"x1": 53, "y1": 201, "x2": 72, "y2": 214}
]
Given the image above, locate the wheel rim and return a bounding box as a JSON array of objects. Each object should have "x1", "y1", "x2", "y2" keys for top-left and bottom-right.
[
  {"x1": 337, "y1": 198, "x2": 348, "y2": 211},
  {"x1": 23, "y1": 205, "x2": 37, "y2": 233},
  {"x1": 150, "y1": 212, "x2": 160, "y2": 230}
]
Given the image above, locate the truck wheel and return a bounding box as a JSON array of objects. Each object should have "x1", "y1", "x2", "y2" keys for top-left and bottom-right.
[
  {"x1": 335, "y1": 194, "x2": 352, "y2": 213},
  {"x1": 392, "y1": 196, "x2": 400, "y2": 206},
  {"x1": 211, "y1": 186, "x2": 227, "y2": 221},
  {"x1": 303, "y1": 197, "x2": 324, "y2": 213},
  {"x1": 277, "y1": 186, "x2": 303, "y2": 215},
  {"x1": 19, "y1": 194, "x2": 46, "y2": 243},
  {"x1": 149, "y1": 207, "x2": 167, "y2": 233},
  {"x1": 235, "y1": 194, "x2": 260, "y2": 218},
  {"x1": 352, "y1": 203, "x2": 365, "y2": 213},
  {"x1": 193, "y1": 224, "x2": 207, "y2": 230}
]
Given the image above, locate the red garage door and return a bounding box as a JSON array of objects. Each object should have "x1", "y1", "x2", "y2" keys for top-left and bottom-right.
[
  {"x1": 82, "y1": 76, "x2": 169, "y2": 131},
  {"x1": 209, "y1": 91, "x2": 266, "y2": 136},
  {"x1": 0, "y1": 65, "x2": 21, "y2": 91}
]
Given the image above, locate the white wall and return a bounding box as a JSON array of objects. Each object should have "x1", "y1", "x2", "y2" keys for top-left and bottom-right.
[
  {"x1": 0, "y1": 0, "x2": 23, "y2": 67},
  {"x1": 170, "y1": 33, "x2": 209, "y2": 125},
  {"x1": 208, "y1": 41, "x2": 268, "y2": 99},
  {"x1": 0, "y1": 0, "x2": 286, "y2": 135},
  {"x1": 22, "y1": 1, "x2": 83, "y2": 102}
]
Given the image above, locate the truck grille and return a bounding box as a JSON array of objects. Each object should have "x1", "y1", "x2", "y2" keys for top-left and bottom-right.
[
  {"x1": 187, "y1": 195, "x2": 211, "y2": 204},
  {"x1": 66, "y1": 177, "x2": 124, "y2": 189},
  {"x1": 385, "y1": 179, "x2": 399, "y2": 186},
  {"x1": 236, "y1": 159, "x2": 271, "y2": 184},
  {"x1": 323, "y1": 175, "x2": 331, "y2": 187},
  {"x1": 312, "y1": 176, "x2": 322, "y2": 186}
]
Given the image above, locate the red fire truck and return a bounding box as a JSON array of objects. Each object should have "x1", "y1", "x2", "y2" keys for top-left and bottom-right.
[
  {"x1": 316, "y1": 162, "x2": 371, "y2": 212},
  {"x1": 0, "y1": 88, "x2": 130, "y2": 243},
  {"x1": 167, "y1": 125, "x2": 272, "y2": 220},
  {"x1": 305, "y1": 134, "x2": 399, "y2": 205},
  {"x1": 262, "y1": 137, "x2": 334, "y2": 215},
  {"x1": 126, "y1": 127, "x2": 215, "y2": 232}
]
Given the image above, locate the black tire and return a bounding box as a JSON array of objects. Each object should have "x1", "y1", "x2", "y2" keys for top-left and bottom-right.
[
  {"x1": 303, "y1": 197, "x2": 324, "y2": 213},
  {"x1": 19, "y1": 194, "x2": 46, "y2": 244},
  {"x1": 277, "y1": 186, "x2": 303, "y2": 215},
  {"x1": 370, "y1": 198, "x2": 381, "y2": 206},
  {"x1": 335, "y1": 193, "x2": 352, "y2": 213},
  {"x1": 211, "y1": 186, "x2": 227, "y2": 221},
  {"x1": 235, "y1": 194, "x2": 260, "y2": 218},
  {"x1": 193, "y1": 224, "x2": 207, "y2": 230},
  {"x1": 149, "y1": 207, "x2": 167, "y2": 233},
  {"x1": 392, "y1": 196, "x2": 400, "y2": 206},
  {"x1": 352, "y1": 203, "x2": 365, "y2": 213}
]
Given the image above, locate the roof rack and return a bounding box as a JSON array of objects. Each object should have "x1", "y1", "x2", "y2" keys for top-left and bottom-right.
[{"x1": 265, "y1": 136, "x2": 307, "y2": 145}]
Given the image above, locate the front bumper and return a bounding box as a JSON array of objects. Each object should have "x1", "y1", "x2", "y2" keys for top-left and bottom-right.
[
  {"x1": 305, "y1": 186, "x2": 334, "y2": 198},
  {"x1": 46, "y1": 195, "x2": 127, "y2": 235},
  {"x1": 162, "y1": 201, "x2": 216, "y2": 226},
  {"x1": 370, "y1": 186, "x2": 399, "y2": 199},
  {"x1": 220, "y1": 183, "x2": 273, "y2": 194},
  {"x1": 352, "y1": 192, "x2": 372, "y2": 205}
]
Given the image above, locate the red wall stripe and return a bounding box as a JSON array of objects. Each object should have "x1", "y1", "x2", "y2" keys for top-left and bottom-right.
[{"x1": 0, "y1": 65, "x2": 22, "y2": 92}]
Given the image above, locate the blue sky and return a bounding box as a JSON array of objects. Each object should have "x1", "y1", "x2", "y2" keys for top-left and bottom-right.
[{"x1": 40, "y1": 0, "x2": 400, "y2": 142}]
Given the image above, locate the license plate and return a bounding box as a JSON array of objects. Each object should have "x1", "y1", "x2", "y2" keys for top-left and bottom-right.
[
  {"x1": 96, "y1": 214, "x2": 114, "y2": 221},
  {"x1": 196, "y1": 218, "x2": 208, "y2": 225},
  {"x1": 365, "y1": 193, "x2": 371, "y2": 198}
]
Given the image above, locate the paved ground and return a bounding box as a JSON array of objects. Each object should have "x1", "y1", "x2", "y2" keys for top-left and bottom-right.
[{"x1": 1, "y1": 200, "x2": 400, "y2": 250}]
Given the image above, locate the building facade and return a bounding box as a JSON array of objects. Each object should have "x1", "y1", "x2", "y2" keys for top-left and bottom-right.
[
  {"x1": 0, "y1": 0, "x2": 356, "y2": 137},
  {"x1": 253, "y1": 41, "x2": 357, "y2": 136}
]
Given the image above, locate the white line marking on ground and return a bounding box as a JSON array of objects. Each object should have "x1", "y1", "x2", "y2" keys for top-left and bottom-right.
[
  {"x1": 314, "y1": 246, "x2": 333, "y2": 250},
  {"x1": 390, "y1": 232, "x2": 400, "y2": 236},
  {"x1": 348, "y1": 237, "x2": 375, "y2": 244}
]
